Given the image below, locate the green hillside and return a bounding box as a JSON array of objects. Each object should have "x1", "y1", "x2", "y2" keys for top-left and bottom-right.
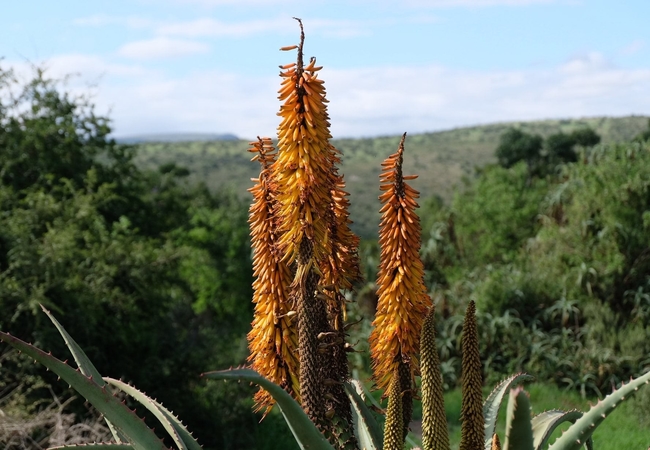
[{"x1": 134, "y1": 115, "x2": 649, "y2": 238}]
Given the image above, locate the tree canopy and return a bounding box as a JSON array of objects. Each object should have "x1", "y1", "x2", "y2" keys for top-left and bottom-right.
[
  {"x1": 0, "y1": 66, "x2": 263, "y2": 449},
  {"x1": 495, "y1": 128, "x2": 543, "y2": 169}
]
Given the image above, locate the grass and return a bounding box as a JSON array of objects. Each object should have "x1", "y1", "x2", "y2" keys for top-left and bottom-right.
[{"x1": 133, "y1": 116, "x2": 650, "y2": 240}]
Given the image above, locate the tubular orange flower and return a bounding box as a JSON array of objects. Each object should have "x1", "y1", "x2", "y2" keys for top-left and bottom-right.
[
  {"x1": 272, "y1": 31, "x2": 333, "y2": 266},
  {"x1": 321, "y1": 144, "x2": 362, "y2": 296},
  {"x1": 247, "y1": 137, "x2": 299, "y2": 414},
  {"x1": 272, "y1": 20, "x2": 333, "y2": 427},
  {"x1": 318, "y1": 146, "x2": 362, "y2": 441},
  {"x1": 270, "y1": 23, "x2": 358, "y2": 446},
  {"x1": 369, "y1": 132, "x2": 432, "y2": 396}
]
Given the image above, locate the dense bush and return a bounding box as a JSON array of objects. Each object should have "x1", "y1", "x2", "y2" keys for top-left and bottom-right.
[
  {"x1": 0, "y1": 66, "x2": 264, "y2": 449},
  {"x1": 413, "y1": 138, "x2": 650, "y2": 396}
]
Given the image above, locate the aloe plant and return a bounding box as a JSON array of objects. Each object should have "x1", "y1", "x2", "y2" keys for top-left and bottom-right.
[
  {"x1": 2, "y1": 20, "x2": 650, "y2": 450},
  {"x1": 0, "y1": 305, "x2": 201, "y2": 450}
]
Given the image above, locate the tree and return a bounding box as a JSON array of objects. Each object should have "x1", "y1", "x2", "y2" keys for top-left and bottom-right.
[
  {"x1": 495, "y1": 128, "x2": 543, "y2": 169},
  {"x1": 0, "y1": 67, "x2": 137, "y2": 193},
  {"x1": 546, "y1": 127, "x2": 601, "y2": 164},
  {"x1": 571, "y1": 127, "x2": 601, "y2": 147},
  {"x1": 546, "y1": 131, "x2": 578, "y2": 163},
  {"x1": 0, "y1": 65, "x2": 261, "y2": 448},
  {"x1": 633, "y1": 119, "x2": 650, "y2": 142}
]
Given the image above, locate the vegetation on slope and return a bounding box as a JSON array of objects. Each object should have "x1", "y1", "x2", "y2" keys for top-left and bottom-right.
[{"x1": 134, "y1": 116, "x2": 649, "y2": 238}]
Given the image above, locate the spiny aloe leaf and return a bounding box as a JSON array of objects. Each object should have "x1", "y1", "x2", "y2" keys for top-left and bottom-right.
[
  {"x1": 357, "y1": 376, "x2": 385, "y2": 413},
  {"x1": 347, "y1": 376, "x2": 429, "y2": 448},
  {"x1": 0, "y1": 331, "x2": 167, "y2": 450},
  {"x1": 503, "y1": 387, "x2": 533, "y2": 450},
  {"x1": 483, "y1": 373, "x2": 534, "y2": 450},
  {"x1": 105, "y1": 377, "x2": 202, "y2": 450},
  {"x1": 202, "y1": 368, "x2": 334, "y2": 450},
  {"x1": 41, "y1": 305, "x2": 105, "y2": 384},
  {"x1": 41, "y1": 305, "x2": 127, "y2": 444},
  {"x1": 345, "y1": 381, "x2": 382, "y2": 450},
  {"x1": 531, "y1": 410, "x2": 582, "y2": 450},
  {"x1": 548, "y1": 369, "x2": 650, "y2": 450},
  {"x1": 47, "y1": 445, "x2": 134, "y2": 449}
]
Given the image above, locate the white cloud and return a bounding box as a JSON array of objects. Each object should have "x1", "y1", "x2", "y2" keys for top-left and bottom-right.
[
  {"x1": 157, "y1": 17, "x2": 287, "y2": 38},
  {"x1": 322, "y1": 58, "x2": 650, "y2": 137},
  {"x1": 72, "y1": 14, "x2": 368, "y2": 40},
  {"x1": 620, "y1": 39, "x2": 644, "y2": 56},
  {"x1": 98, "y1": 57, "x2": 650, "y2": 139},
  {"x1": 106, "y1": 70, "x2": 279, "y2": 138},
  {"x1": 157, "y1": 17, "x2": 367, "y2": 39},
  {"x1": 6, "y1": 51, "x2": 649, "y2": 140},
  {"x1": 73, "y1": 14, "x2": 154, "y2": 29},
  {"x1": 117, "y1": 37, "x2": 210, "y2": 60},
  {"x1": 560, "y1": 52, "x2": 610, "y2": 74},
  {"x1": 47, "y1": 54, "x2": 147, "y2": 78}
]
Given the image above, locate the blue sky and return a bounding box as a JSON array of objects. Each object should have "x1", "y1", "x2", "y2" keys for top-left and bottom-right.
[{"x1": 2, "y1": 0, "x2": 649, "y2": 139}]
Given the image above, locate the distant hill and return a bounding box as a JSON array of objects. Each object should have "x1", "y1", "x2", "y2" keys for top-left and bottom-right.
[
  {"x1": 133, "y1": 115, "x2": 650, "y2": 239},
  {"x1": 116, "y1": 132, "x2": 238, "y2": 144}
]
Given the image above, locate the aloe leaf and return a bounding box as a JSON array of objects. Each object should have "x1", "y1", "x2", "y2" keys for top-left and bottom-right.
[
  {"x1": 0, "y1": 331, "x2": 167, "y2": 450},
  {"x1": 47, "y1": 445, "x2": 134, "y2": 449},
  {"x1": 548, "y1": 369, "x2": 650, "y2": 450},
  {"x1": 41, "y1": 305, "x2": 105, "y2": 383},
  {"x1": 483, "y1": 373, "x2": 534, "y2": 450},
  {"x1": 105, "y1": 377, "x2": 202, "y2": 450},
  {"x1": 345, "y1": 381, "x2": 383, "y2": 450},
  {"x1": 356, "y1": 375, "x2": 385, "y2": 413},
  {"x1": 40, "y1": 305, "x2": 127, "y2": 444},
  {"x1": 531, "y1": 410, "x2": 582, "y2": 450},
  {"x1": 405, "y1": 433, "x2": 421, "y2": 449},
  {"x1": 203, "y1": 368, "x2": 334, "y2": 450},
  {"x1": 503, "y1": 387, "x2": 533, "y2": 450}
]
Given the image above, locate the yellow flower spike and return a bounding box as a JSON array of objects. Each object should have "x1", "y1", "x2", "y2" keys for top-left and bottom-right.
[
  {"x1": 370, "y1": 132, "x2": 432, "y2": 397},
  {"x1": 460, "y1": 300, "x2": 484, "y2": 450},
  {"x1": 246, "y1": 137, "x2": 300, "y2": 414}
]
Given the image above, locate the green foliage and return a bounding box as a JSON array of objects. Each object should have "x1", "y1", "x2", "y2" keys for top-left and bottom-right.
[
  {"x1": 134, "y1": 116, "x2": 648, "y2": 240},
  {"x1": 418, "y1": 138, "x2": 650, "y2": 397},
  {"x1": 2, "y1": 60, "x2": 649, "y2": 450},
  {"x1": 6, "y1": 306, "x2": 647, "y2": 450},
  {"x1": 0, "y1": 329, "x2": 168, "y2": 450},
  {"x1": 495, "y1": 128, "x2": 543, "y2": 169},
  {"x1": 449, "y1": 162, "x2": 548, "y2": 267},
  {"x1": 0, "y1": 67, "x2": 136, "y2": 194},
  {"x1": 545, "y1": 131, "x2": 580, "y2": 163},
  {"x1": 0, "y1": 65, "x2": 258, "y2": 449},
  {"x1": 570, "y1": 128, "x2": 601, "y2": 147},
  {"x1": 204, "y1": 369, "x2": 335, "y2": 450},
  {"x1": 545, "y1": 127, "x2": 601, "y2": 166},
  {"x1": 632, "y1": 118, "x2": 650, "y2": 142}
]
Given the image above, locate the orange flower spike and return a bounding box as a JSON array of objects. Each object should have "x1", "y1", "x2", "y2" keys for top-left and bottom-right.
[
  {"x1": 272, "y1": 23, "x2": 333, "y2": 266},
  {"x1": 247, "y1": 137, "x2": 300, "y2": 413},
  {"x1": 320, "y1": 144, "x2": 362, "y2": 296},
  {"x1": 369, "y1": 132, "x2": 432, "y2": 395}
]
